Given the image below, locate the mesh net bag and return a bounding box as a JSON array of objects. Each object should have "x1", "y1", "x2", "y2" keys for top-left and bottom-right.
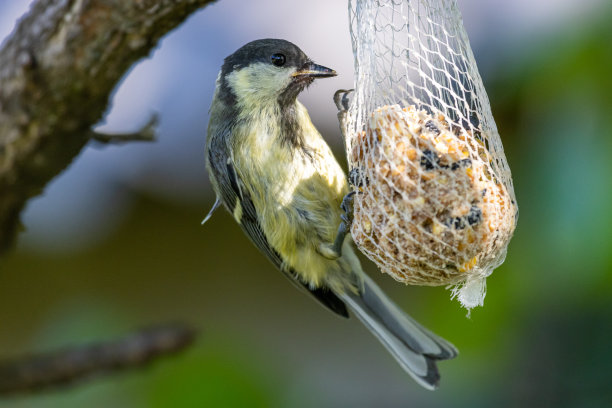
[{"x1": 341, "y1": 0, "x2": 518, "y2": 310}]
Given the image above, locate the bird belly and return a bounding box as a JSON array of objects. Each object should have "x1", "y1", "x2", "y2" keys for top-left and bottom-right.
[{"x1": 236, "y1": 128, "x2": 350, "y2": 288}]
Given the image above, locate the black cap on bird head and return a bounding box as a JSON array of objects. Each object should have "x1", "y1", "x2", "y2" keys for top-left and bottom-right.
[{"x1": 218, "y1": 39, "x2": 336, "y2": 106}]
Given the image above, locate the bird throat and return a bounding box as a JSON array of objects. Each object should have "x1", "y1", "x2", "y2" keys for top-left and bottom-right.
[
  {"x1": 277, "y1": 80, "x2": 311, "y2": 151},
  {"x1": 278, "y1": 102, "x2": 307, "y2": 152},
  {"x1": 277, "y1": 79, "x2": 309, "y2": 107}
]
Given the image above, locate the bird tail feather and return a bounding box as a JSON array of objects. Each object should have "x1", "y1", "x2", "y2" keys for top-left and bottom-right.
[{"x1": 338, "y1": 274, "x2": 458, "y2": 390}]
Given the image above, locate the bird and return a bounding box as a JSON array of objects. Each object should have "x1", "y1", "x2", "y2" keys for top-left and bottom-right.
[{"x1": 203, "y1": 38, "x2": 458, "y2": 389}]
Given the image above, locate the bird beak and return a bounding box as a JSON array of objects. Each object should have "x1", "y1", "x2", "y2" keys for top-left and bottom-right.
[{"x1": 292, "y1": 62, "x2": 337, "y2": 78}]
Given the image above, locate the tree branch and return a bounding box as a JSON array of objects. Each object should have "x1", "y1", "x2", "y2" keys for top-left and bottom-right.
[
  {"x1": 91, "y1": 113, "x2": 159, "y2": 144},
  {"x1": 0, "y1": 323, "x2": 197, "y2": 396},
  {"x1": 0, "y1": 0, "x2": 216, "y2": 254}
]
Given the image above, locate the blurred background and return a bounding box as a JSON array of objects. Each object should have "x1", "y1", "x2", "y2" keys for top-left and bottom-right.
[{"x1": 1, "y1": 0, "x2": 611, "y2": 406}]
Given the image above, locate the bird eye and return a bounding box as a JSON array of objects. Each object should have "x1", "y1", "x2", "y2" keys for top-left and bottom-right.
[{"x1": 271, "y1": 53, "x2": 286, "y2": 67}]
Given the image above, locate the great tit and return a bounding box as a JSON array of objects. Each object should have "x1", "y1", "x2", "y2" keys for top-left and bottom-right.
[{"x1": 204, "y1": 38, "x2": 457, "y2": 389}]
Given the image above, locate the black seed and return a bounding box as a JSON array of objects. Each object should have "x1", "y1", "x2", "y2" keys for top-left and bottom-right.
[
  {"x1": 467, "y1": 206, "x2": 483, "y2": 226},
  {"x1": 450, "y1": 158, "x2": 472, "y2": 170},
  {"x1": 424, "y1": 120, "x2": 440, "y2": 135},
  {"x1": 453, "y1": 217, "x2": 466, "y2": 229},
  {"x1": 449, "y1": 158, "x2": 468, "y2": 171},
  {"x1": 420, "y1": 149, "x2": 439, "y2": 170},
  {"x1": 481, "y1": 188, "x2": 487, "y2": 197},
  {"x1": 349, "y1": 167, "x2": 368, "y2": 187}
]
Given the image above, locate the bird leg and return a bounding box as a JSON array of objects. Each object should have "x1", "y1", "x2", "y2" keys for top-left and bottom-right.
[
  {"x1": 318, "y1": 191, "x2": 356, "y2": 260},
  {"x1": 333, "y1": 191, "x2": 356, "y2": 255},
  {"x1": 333, "y1": 89, "x2": 353, "y2": 154},
  {"x1": 316, "y1": 90, "x2": 358, "y2": 260}
]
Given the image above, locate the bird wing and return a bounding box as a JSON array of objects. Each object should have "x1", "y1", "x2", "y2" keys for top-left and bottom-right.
[{"x1": 206, "y1": 130, "x2": 349, "y2": 318}]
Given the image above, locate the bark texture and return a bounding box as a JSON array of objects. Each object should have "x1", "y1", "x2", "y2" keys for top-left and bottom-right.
[
  {"x1": 0, "y1": 324, "x2": 196, "y2": 395},
  {"x1": 0, "y1": 0, "x2": 216, "y2": 253}
]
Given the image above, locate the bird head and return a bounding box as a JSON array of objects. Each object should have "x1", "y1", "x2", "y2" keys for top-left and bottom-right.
[{"x1": 218, "y1": 39, "x2": 337, "y2": 108}]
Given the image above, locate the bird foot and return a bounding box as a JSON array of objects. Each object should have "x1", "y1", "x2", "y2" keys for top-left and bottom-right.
[{"x1": 320, "y1": 191, "x2": 356, "y2": 259}]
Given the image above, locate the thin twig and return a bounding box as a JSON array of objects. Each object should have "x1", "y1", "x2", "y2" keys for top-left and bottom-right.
[
  {"x1": 91, "y1": 113, "x2": 159, "y2": 144},
  {"x1": 0, "y1": 323, "x2": 197, "y2": 396}
]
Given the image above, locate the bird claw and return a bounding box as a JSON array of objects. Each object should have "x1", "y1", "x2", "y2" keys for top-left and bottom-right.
[
  {"x1": 340, "y1": 191, "x2": 356, "y2": 224},
  {"x1": 334, "y1": 89, "x2": 354, "y2": 112},
  {"x1": 323, "y1": 191, "x2": 357, "y2": 259}
]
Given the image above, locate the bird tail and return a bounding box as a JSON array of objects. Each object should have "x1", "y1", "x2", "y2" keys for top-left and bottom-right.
[{"x1": 337, "y1": 274, "x2": 458, "y2": 390}]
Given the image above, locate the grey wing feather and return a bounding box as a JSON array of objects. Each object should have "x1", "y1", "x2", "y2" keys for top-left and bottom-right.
[
  {"x1": 201, "y1": 197, "x2": 222, "y2": 225},
  {"x1": 206, "y1": 130, "x2": 348, "y2": 317},
  {"x1": 207, "y1": 129, "x2": 284, "y2": 266}
]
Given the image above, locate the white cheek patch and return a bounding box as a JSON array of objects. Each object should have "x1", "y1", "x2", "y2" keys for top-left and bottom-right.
[{"x1": 226, "y1": 63, "x2": 293, "y2": 105}]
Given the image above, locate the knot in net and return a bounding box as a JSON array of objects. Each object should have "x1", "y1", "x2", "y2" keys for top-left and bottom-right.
[{"x1": 343, "y1": 0, "x2": 518, "y2": 310}]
